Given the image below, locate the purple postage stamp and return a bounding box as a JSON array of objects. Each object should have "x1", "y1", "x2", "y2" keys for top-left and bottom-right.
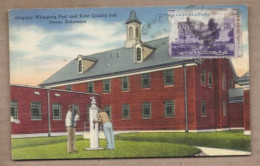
[{"x1": 168, "y1": 8, "x2": 243, "y2": 58}]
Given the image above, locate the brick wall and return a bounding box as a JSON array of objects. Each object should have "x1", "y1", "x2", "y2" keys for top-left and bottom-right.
[
  {"x1": 52, "y1": 59, "x2": 236, "y2": 131},
  {"x1": 243, "y1": 90, "x2": 250, "y2": 131},
  {"x1": 195, "y1": 59, "x2": 233, "y2": 130},
  {"x1": 229, "y1": 103, "x2": 244, "y2": 128},
  {"x1": 56, "y1": 67, "x2": 194, "y2": 130},
  {"x1": 11, "y1": 85, "x2": 100, "y2": 134}
]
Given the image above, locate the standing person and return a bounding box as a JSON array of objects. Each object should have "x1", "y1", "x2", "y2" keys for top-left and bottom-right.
[
  {"x1": 94, "y1": 109, "x2": 115, "y2": 150},
  {"x1": 65, "y1": 105, "x2": 79, "y2": 153}
]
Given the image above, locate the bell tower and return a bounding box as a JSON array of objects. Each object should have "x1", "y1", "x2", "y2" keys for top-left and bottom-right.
[{"x1": 125, "y1": 10, "x2": 141, "y2": 48}]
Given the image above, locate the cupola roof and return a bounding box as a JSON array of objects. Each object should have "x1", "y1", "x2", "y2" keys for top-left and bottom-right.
[{"x1": 125, "y1": 10, "x2": 141, "y2": 24}]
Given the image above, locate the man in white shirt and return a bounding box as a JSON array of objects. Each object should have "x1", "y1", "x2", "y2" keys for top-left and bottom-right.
[{"x1": 65, "y1": 105, "x2": 79, "y2": 153}]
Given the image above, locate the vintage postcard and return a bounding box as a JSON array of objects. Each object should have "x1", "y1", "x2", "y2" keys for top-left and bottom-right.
[{"x1": 9, "y1": 5, "x2": 250, "y2": 160}]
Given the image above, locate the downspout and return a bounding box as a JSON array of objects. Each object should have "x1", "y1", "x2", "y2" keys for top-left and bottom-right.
[
  {"x1": 183, "y1": 63, "x2": 189, "y2": 133},
  {"x1": 47, "y1": 89, "x2": 51, "y2": 137}
]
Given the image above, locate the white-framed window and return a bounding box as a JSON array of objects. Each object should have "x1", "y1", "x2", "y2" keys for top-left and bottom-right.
[
  {"x1": 121, "y1": 76, "x2": 129, "y2": 91},
  {"x1": 164, "y1": 100, "x2": 175, "y2": 117},
  {"x1": 136, "y1": 47, "x2": 142, "y2": 62},
  {"x1": 122, "y1": 104, "x2": 130, "y2": 119},
  {"x1": 142, "y1": 102, "x2": 151, "y2": 119},
  {"x1": 201, "y1": 100, "x2": 206, "y2": 116},
  {"x1": 230, "y1": 80, "x2": 233, "y2": 89},
  {"x1": 141, "y1": 73, "x2": 150, "y2": 89},
  {"x1": 208, "y1": 72, "x2": 212, "y2": 88},
  {"x1": 11, "y1": 100, "x2": 18, "y2": 120},
  {"x1": 223, "y1": 101, "x2": 227, "y2": 116},
  {"x1": 87, "y1": 82, "x2": 94, "y2": 93},
  {"x1": 104, "y1": 105, "x2": 111, "y2": 119},
  {"x1": 222, "y1": 74, "x2": 226, "y2": 90},
  {"x1": 164, "y1": 69, "x2": 174, "y2": 86},
  {"x1": 129, "y1": 27, "x2": 133, "y2": 38},
  {"x1": 66, "y1": 85, "x2": 72, "y2": 91},
  {"x1": 78, "y1": 60, "x2": 83, "y2": 73},
  {"x1": 201, "y1": 69, "x2": 206, "y2": 85},
  {"x1": 52, "y1": 103, "x2": 62, "y2": 120},
  {"x1": 103, "y1": 79, "x2": 110, "y2": 93},
  {"x1": 135, "y1": 27, "x2": 139, "y2": 38},
  {"x1": 31, "y1": 101, "x2": 42, "y2": 120}
]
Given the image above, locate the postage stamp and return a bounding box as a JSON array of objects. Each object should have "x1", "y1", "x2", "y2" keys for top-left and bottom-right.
[{"x1": 168, "y1": 8, "x2": 243, "y2": 58}]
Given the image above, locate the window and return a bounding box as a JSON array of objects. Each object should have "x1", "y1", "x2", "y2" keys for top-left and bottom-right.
[
  {"x1": 135, "y1": 27, "x2": 139, "y2": 38},
  {"x1": 201, "y1": 69, "x2": 206, "y2": 85},
  {"x1": 142, "y1": 102, "x2": 151, "y2": 119},
  {"x1": 164, "y1": 69, "x2": 174, "y2": 86},
  {"x1": 230, "y1": 80, "x2": 234, "y2": 89},
  {"x1": 136, "y1": 47, "x2": 142, "y2": 62},
  {"x1": 87, "y1": 82, "x2": 94, "y2": 93},
  {"x1": 52, "y1": 103, "x2": 62, "y2": 120},
  {"x1": 164, "y1": 100, "x2": 175, "y2": 117},
  {"x1": 122, "y1": 104, "x2": 130, "y2": 119},
  {"x1": 66, "y1": 85, "x2": 72, "y2": 91},
  {"x1": 141, "y1": 73, "x2": 150, "y2": 88},
  {"x1": 11, "y1": 100, "x2": 18, "y2": 120},
  {"x1": 121, "y1": 77, "x2": 129, "y2": 91},
  {"x1": 78, "y1": 60, "x2": 82, "y2": 73},
  {"x1": 31, "y1": 102, "x2": 42, "y2": 120},
  {"x1": 201, "y1": 100, "x2": 206, "y2": 116},
  {"x1": 104, "y1": 105, "x2": 111, "y2": 119},
  {"x1": 222, "y1": 74, "x2": 226, "y2": 90},
  {"x1": 103, "y1": 79, "x2": 110, "y2": 93},
  {"x1": 129, "y1": 27, "x2": 133, "y2": 38},
  {"x1": 208, "y1": 72, "x2": 212, "y2": 88},
  {"x1": 223, "y1": 101, "x2": 227, "y2": 116}
]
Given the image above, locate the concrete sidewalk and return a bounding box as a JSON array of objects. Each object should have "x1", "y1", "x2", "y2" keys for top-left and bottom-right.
[{"x1": 195, "y1": 146, "x2": 251, "y2": 156}]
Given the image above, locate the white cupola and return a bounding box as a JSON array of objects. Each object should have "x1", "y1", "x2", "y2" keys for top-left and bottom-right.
[{"x1": 125, "y1": 10, "x2": 141, "y2": 48}]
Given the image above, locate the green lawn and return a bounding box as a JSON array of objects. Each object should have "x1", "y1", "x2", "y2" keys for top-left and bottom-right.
[
  {"x1": 12, "y1": 136, "x2": 199, "y2": 160},
  {"x1": 11, "y1": 130, "x2": 250, "y2": 160},
  {"x1": 116, "y1": 130, "x2": 251, "y2": 151}
]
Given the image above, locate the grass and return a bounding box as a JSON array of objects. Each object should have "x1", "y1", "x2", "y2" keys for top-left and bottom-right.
[
  {"x1": 12, "y1": 136, "x2": 77, "y2": 149},
  {"x1": 11, "y1": 130, "x2": 250, "y2": 160},
  {"x1": 116, "y1": 130, "x2": 251, "y2": 151},
  {"x1": 12, "y1": 137, "x2": 199, "y2": 160}
]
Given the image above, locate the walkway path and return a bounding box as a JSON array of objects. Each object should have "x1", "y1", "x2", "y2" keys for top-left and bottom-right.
[{"x1": 195, "y1": 146, "x2": 251, "y2": 156}]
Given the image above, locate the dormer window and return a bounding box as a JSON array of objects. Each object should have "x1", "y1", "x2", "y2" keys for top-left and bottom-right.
[
  {"x1": 78, "y1": 60, "x2": 83, "y2": 73},
  {"x1": 136, "y1": 47, "x2": 142, "y2": 62},
  {"x1": 76, "y1": 55, "x2": 97, "y2": 74}
]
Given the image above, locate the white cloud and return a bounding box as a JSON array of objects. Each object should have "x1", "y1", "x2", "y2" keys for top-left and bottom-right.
[{"x1": 10, "y1": 21, "x2": 125, "y2": 85}]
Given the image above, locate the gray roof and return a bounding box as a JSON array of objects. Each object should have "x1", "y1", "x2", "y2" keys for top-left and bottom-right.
[
  {"x1": 228, "y1": 88, "x2": 244, "y2": 103},
  {"x1": 125, "y1": 10, "x2": 141, "y2": 24},
  {"x1": 235, "y1": 70, "x2": 250, "y2": 86},
  {"x1": 40, "y1": 37, "x2": 203, "y2": 87},
  {"x1": 80, "y1": 56, "x2": 98, "y2": 62}
]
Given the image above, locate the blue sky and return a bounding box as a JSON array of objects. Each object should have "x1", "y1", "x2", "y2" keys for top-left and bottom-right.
[{"x1": 9, "y1": 5, "x2": 249, "y2": 85}]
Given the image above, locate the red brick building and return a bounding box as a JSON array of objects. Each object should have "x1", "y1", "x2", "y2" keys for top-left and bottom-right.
[
  {"x1": 10, "y1": 85, "x2": 100, "y2": 135},
  {"x1": 39, "y1": 10, "x2": 247, "y2": 132},
  {"x1": 234, "y1": 71, "x2": 250, "y2": 135}
]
